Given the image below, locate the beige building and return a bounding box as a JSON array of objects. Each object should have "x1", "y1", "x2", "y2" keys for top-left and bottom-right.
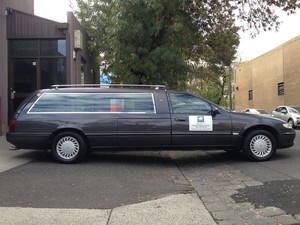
[{"x1": 235, "y1": 35, "x2": 300, "y2": 113}]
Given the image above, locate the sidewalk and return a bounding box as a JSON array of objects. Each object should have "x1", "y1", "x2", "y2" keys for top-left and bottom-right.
[
  {"x1": 0, "y1": 136, "x2": 39, "y2": 173},
  {"x1": 0, "y1": 194, "x2": 216, "y2": 225},
  {"x1": 0, "y1": 136, "x2": 216, "y2": 225}
]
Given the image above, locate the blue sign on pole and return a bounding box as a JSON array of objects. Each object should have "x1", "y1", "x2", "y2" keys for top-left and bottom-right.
[{"x1": 100, "y1": 73, "x2": 111, "y2": 84}]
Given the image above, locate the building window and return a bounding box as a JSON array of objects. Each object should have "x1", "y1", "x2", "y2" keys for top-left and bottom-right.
[
  {"x1": 41, "y1": 59, "x2": 66, "y2": 89},
  {"x1": 9, "y1": 39, "x2": 67, "y2": 89},
  {"x1": 9, "y1": 40, "x2": 38, "y2": 57},
  {"x1": 41, "y1": 39, "x2": 66, "y2": 56},
  {"x1": 278, "y1": 82, "x2": 284, "y2": 96},
  {"x1": 249, "y1": 90, "x2": 253, "y2": 101}
]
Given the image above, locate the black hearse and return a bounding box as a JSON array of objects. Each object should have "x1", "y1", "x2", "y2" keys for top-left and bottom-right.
[{"x1": 6, "y1": 84, "x2": 295, "y2": 163}]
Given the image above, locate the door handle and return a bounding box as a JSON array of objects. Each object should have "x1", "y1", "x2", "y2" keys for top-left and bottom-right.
[{"x1": 174, "y1": 118, "x2": 187, "y2": 122}]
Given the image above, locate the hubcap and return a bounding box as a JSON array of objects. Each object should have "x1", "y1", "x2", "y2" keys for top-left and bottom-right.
[
  {"x1": 56, "y1": 136, "x2": 80, "y2": 160},
  {"x1": 250, "y1": 135, "x2": 272, "y2": 157}
]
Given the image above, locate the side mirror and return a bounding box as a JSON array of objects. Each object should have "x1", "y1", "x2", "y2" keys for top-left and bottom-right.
[{"x1": 211, "y1": 107, "x2": 220, "y2": 117}]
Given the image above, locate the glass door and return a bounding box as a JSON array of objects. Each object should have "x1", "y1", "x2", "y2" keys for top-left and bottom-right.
[{"x1": 8, "y1": 59, "x2": 38, "y2": 117}]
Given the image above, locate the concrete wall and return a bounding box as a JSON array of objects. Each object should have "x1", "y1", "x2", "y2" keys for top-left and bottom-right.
[
  {"x1": 235, "y1": 35, "x2": 300, "y2": 113},
  {"x1": 252, "y1": 46, "x2": 284, "y2": 113},
  {"x1": 283, "y1": 37, "x2": 300, "y2": 106},
  {"x1": 235, "y1": 62, "x2": 253, "y2": 112}
]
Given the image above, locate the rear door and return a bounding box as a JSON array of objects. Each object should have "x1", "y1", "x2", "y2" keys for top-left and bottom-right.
[
  {"x1": 168, "y1": 92, "x2": 233, "y2": 148},
  {"x1": 116, "y1": 92, "x2": 171, "y2": 147}
]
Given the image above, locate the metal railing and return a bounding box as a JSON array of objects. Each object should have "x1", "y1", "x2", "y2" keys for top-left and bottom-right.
[{"x1": 50, "y1": 84, "x2": 166, "y2": 90}]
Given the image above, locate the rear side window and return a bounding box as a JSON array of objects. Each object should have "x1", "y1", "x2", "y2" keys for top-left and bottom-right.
[
  {"x1": 28, "y1": 93, "x2": 155, "y2": 113},
  {"x1": 169, "y1": 93, "x2": 211, "y2": 114}
]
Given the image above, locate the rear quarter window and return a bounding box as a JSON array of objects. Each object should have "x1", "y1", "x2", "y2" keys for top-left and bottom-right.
[{"x1": 28, "y1": 93, "x2": 155, "y2": 114}]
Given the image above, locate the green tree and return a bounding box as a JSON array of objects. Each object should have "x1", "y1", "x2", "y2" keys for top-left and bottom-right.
[
  {"x1": 74, "y1": 0, "x2": 300, "y2": 92},
  {"x1": 109, "y1": 0, "x2": 196, "y2": 88},
  {"x1": 74, "y1": 0, "x2": 240, "y2": 89}
]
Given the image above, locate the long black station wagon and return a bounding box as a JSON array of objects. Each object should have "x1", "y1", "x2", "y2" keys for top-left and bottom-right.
[{"x1": 6, "y1": 84, "x2": 296, "y2": 163}]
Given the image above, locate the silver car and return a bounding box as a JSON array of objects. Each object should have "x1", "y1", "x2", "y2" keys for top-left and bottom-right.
[
  {"x1": 272, "y1": 106, "x2": 300, "y2": 129},
  {"x1": 241, "y1": 108, "x2": 269, "y2": 115}
]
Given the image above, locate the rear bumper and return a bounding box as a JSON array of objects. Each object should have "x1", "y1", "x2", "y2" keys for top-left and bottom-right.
[{"x1": 6, "y1": 133, "x2": 49, "y2": 150}]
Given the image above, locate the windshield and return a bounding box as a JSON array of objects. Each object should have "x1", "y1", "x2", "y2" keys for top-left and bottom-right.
[
  {"x1": 257, "y1": 109, "x2": 268, "y2": 114},
  {"x1": 290, "y1": 107, "x2": 300, "y2": 113}
]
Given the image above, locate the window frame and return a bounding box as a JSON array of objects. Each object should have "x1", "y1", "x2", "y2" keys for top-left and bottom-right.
[
  {"x1": 278, "y1": 82, "x2": 284, "y2": 96},
  {"x1": 248, "y1": 90, "x2": 253, "y2": 101}
]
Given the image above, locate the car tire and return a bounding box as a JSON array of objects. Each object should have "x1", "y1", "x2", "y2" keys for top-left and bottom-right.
[
  {"x1": 243, "y1": 130, "x2": 276, "y2": 161},
  {"x1": 51, "y1": 132, "x2": 87, "y2": 163}
]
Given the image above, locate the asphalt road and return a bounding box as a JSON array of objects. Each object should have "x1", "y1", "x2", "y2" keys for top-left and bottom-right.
[
  {"x1": 0, "y1": 151, "x2": 191, "y2": 209},
  {"x1": 0, "y1": 130, "x2": 300, "y2": 217},
  {"x1": 223, "y1": 129, "x2": 300, "y2": 182}
]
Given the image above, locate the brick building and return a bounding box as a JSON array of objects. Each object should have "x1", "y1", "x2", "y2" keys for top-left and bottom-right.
[{"x1": 235, "y1": 35, "x2": 300, "y2": 113}]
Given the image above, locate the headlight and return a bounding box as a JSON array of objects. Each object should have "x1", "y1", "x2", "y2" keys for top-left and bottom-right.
[{"x1": 283, "y1": 123, "x2": 293, "y2": 129}]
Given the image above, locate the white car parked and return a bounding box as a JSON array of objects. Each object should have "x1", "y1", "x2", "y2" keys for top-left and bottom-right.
[
  {"x1": 272, "y1": 106, "x2": 300, "y2": 129},
  {"x1": 241, "y1": 108, "x2": 269, "y2": 115}
]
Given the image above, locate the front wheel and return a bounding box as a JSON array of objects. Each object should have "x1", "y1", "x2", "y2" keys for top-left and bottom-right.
[
  {"x1": 51, "y1": 132, "x2": 87, "y2": 163},
  {"x1": 243, "y1": 130, "x2": 276, "y2": 161},
  {"x1": 288, "y1": 119, "x2": 296, "y2": 129}
]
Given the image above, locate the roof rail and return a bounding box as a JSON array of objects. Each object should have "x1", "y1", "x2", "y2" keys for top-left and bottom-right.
[{"x1": 50, "y1": 84, "x2": 166, "y2": 90}]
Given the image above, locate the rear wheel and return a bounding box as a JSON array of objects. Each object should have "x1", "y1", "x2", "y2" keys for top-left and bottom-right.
[
  {"x1": 51, "y1": 132, "x2": 87, "y2": 163},
  {"x1": 243, "y1": 130, "x2": 276, "y2": 161}
]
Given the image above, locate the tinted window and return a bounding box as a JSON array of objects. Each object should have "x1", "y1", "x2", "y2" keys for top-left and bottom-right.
[
  {"x1": 9, "y1": 40, "x2": 38, "y2": 57},
  {"x1": 29, "y1": 93, "x2": 155, "y2": 113},
  {"x1": 40, "y1": 59, "x2": 66, "y2": 89},
  {"x1": 41, "y1": 40, "x2": 66, "y2": 57},
  {"x1": 169, "y1": 93, "x2": 211, "y2": 114}
]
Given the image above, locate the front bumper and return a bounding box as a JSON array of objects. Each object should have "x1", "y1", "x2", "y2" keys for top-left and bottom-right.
[{"x1": 277, "y1": 131, "x2": 296, "y2": 149}]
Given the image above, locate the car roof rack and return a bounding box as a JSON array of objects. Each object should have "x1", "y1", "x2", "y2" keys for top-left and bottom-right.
[{"x1": 50, "y1": 84, "x2": 166, "y2": 90}]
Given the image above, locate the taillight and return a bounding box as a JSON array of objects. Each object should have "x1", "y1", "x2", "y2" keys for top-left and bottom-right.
[{"x1": 8, "y1": 119, "x2": 16, "y2": 133}]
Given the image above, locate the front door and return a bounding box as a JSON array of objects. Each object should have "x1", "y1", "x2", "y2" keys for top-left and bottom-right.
[
  {"x1": 8, "y1": 59, "x2": 38, "y2": 118},
  {"x1": 169, "y1": 92, "x2": 233, "y2": 147}
]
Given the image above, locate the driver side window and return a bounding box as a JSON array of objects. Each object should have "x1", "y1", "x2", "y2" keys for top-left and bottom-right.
[
  {"x1": 281, "y1": 107, "x2": 287, "y2": 113},
  {"x1": 169, "y1": 93, "x2": 211, "y2": 114}
]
